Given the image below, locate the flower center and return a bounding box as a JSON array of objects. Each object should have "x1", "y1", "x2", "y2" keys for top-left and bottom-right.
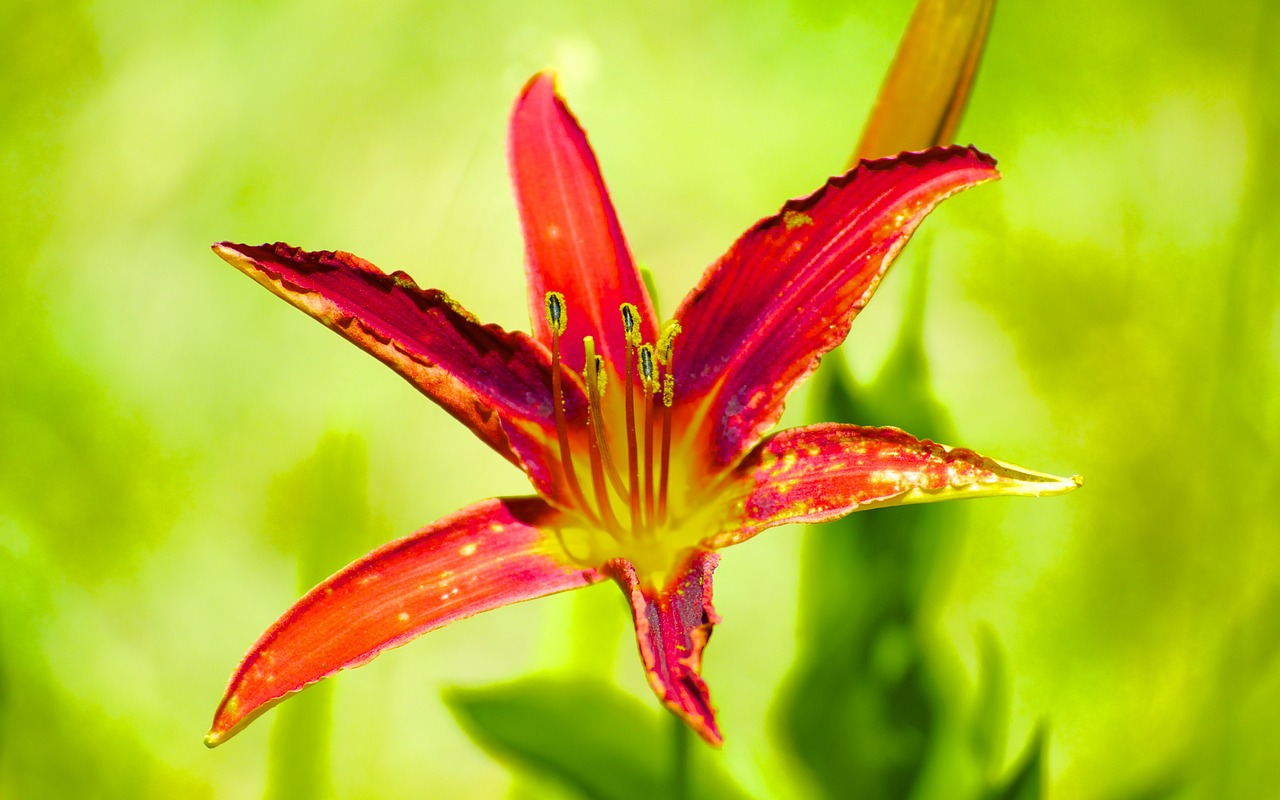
[{"x1": 544, "y1": 293, "x2": 709, "y2": 586}]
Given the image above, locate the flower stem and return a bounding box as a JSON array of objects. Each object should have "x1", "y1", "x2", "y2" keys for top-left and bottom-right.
[{"x1": 671, "y1": 711, "x2": 690, "y2": 800}]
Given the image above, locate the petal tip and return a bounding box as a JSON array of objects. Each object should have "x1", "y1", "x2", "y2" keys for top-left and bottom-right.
[
  {"x1": 1002, "y1": 466, "x2": 1084, "y2": 498},
  {"x1": 211, "y1": 241, "x2": 251, "y2": 268},
  {"x1": 517, "y1": 69, "x2": 559, "y2": 104},
  {"x1": 203, "y1": 729, "x2": 225, "y2": 749},
  {"x1": 964, "y1": 143, "x2": 999, "y2": 171},
  {"x1": 697, "y1": 717, "x2": 724, "y2": 748}
]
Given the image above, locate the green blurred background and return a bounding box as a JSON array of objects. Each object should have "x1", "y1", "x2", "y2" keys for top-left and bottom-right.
[{"x1": 2, "y1": 0, "x2": 1277, "y2": 797}]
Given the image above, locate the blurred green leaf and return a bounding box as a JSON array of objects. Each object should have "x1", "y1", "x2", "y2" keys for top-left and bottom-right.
[
  {"x1": 970, "y1": 624, "x2": 1010, "y2": 782},
  {"x1": 987, "y1": 728, "x2": 1044, "y2": 800},
  {"x1": 446, "y1": 678, "x2": 751, "y2": 800}
]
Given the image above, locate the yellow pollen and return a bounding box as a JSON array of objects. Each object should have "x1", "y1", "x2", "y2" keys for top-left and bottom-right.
[
  {"x1": 638, "y1": 344, "x2": 657, "y2": 393},
  {"x1": 620, "y1": 303, "x2": 641, "y2": 346},
  {"x1": 783, "y1": 209, "x2": 813, "y2": 229},
  {"x1": 593, "y1": 354, "x2": 607, "y2": 395},
  {"x1": 544, "y1": 291, "x2": 566, "y2": 334},
  {"x1": 537, "y1": 304, "x2": 714, "y2": 586},
  {"x1": 655, "y1": 321, "x2": 681, "y2": 365}
]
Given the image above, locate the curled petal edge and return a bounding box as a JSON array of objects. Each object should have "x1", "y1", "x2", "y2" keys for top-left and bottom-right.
[{"x1": 212, "y1": 241, "x2": 588, "y2": 501}]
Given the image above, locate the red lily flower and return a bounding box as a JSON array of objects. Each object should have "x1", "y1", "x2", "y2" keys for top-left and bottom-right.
[{"x1": 206, "y1": 72, "x2": 1079, "y2": 748}]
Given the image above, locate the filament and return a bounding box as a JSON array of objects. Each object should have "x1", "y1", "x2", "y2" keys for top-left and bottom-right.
[{"x1": 546, "y1": 293, "x2": 593, "y2": 521}]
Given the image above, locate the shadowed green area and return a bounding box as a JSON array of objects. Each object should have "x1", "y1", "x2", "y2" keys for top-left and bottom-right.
[
  {"x1": 988, "y1": 728, "x2": 1044, "y2": 800},
  {"x1": 1, "y1": 0, "x2": 1276, "y2": 798},
  {"x1": 777, "y1": 257, "x2": 1049, "y2": 799},
  {"x1": 446, "y1": 678, "x2": 750, "y2": 800},
  {"x1": 777, "y1": 261, "x2": 963, "y2": 798}
]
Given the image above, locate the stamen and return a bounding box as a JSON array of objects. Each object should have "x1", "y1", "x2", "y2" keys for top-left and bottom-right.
[
  {"x1": 620, "y1": 303, "x2": 642, "y2": 346},
  {"x1": 656, "y1": 320, "x2": 681, "y2": 407},
  {"x1": 658, "y1": 374, "x2": 674, "y2": 526},
  {"x1": 583, "y1": 381, "x2": 622, "y2": 532},
  {"x1": 638, "y1": 343, "x2": 658, "y2": 529},
  {"x1": 592, "y1": 354, "x2": 608, "y2": 395},
  {"x1": 545, "y1": 291, "x2": 566, "y2": 335},
  {"x1": 620, "y1": 305, "x2": 642, "y2": 535},
  {"x1": 655, "y1": 320, "x2": 681, "y2": 366},
  {"x1": 655, "y1": 322, "x2": 680, "y2": 526},
  {"x1": 545, "y1": 292, "x2": 593, "y2": 521},
  {"x1": 582, "y1": 337, "x2": 627, "y2": 502},
  {"x1": 639, "y1": 343, "x2": 656, "y2": 388}
]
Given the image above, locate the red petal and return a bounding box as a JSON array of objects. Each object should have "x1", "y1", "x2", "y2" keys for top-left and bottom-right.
[
  {"x1": 509, "y1": 72, "x2": 658, "y2": 373},
  {"x1": 854, "y1": 0, "x2": 996, "y2": 161},
  {"x1": 607, "y1": 553, "x2": 723, "y2": 746},
  {"x1": 212, "y1": 242, "x2": 585, "y2": 495},
  {"x1": 205, "y1": 496, "x2": 599, "y2": 746},
  {"x1": 712, "y1": 423, "x2": 1082, "y2": 548},
  {"x1": 672, "y1": 147, "x2": 998, "y2": 472}
]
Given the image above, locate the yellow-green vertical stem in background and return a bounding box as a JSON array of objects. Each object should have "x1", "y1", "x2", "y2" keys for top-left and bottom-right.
[
  {"x1": 264, "y1": 433, "x2": 375, "y2": 800},
  {"x1": 671, "y1": 710, "x2": 690, "y2": 800}
]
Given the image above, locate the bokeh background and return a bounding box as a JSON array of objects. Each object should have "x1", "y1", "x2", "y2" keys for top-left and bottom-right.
[{"x1": 2, "y1": 0, "x2": 1277, "y2": 798}]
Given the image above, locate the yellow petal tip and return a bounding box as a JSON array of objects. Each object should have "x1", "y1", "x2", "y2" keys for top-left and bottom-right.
[
  {"x1": 1016, "y1": 470, "x2": 1083, "y2": 497},
  {"x1": 203, "y1": 730, "x2": 224, "y2": 749},
  {"x1": 976, "y1": 459, "x2": 1084, "y2": 499}
]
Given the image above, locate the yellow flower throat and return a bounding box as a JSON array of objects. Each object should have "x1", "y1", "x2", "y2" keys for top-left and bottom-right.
[{"x1": 543, "y1": 293, "x2": 719, "y2": 588}]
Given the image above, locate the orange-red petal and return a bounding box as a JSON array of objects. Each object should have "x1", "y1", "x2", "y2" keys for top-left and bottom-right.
[
  {"x1": 711, "y1": 423, "x2": 1081, "y2": 548},
  {"x1": 205, "y1": 496, "x2": 599, "y2": 747},
  {"x1": 212, "y1": 242, "x2": 586, "y2": 494},
  {"x1": 672, "y1": 147, "x2": 999, "y2": 472},
  {"x1": 509, "y1": 72, "x2": 659, "y2": 374},
  {"x1": 607, "y1": 553, "x2": 723, "y2": 746}
]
